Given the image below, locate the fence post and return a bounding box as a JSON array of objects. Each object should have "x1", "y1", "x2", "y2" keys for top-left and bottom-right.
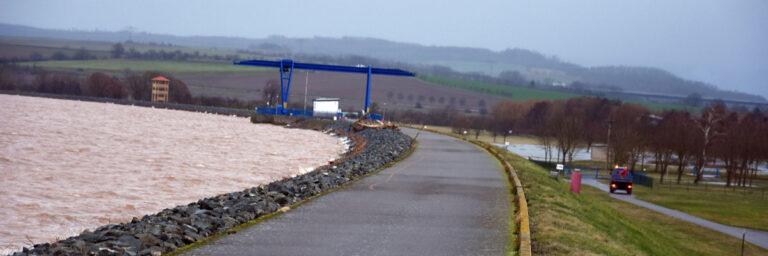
[{"x1": 741, "y1": 231, "x2": 746, "y2": 256}]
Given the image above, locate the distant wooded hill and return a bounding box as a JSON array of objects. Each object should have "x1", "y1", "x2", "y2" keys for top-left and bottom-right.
[{"x1": 0, "y1": 23, "x2": 763, "y2": 102}]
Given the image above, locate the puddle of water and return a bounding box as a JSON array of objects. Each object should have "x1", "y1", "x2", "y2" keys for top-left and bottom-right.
[{"x1": 495, "y1": 143, "x2": 592, "y2": 161}]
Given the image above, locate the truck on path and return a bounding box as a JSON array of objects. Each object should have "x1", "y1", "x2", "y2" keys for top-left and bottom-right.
[{"x1": 610, "y1": 167, "x2": 633, "y2": 194}]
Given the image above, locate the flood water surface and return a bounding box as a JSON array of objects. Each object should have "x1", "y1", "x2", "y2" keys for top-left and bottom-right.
[{"x1": 0, "y1": 95, "x2": 346, "y2": 253}]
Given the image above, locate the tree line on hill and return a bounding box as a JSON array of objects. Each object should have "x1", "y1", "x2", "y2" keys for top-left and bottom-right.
[
  {"x1": 387, "y1": 97, "x2": 767, "y2": 187},
  {"x1": 110, "y1": 43, "x2": 241, "y2": 62},
  {"x1": 0, "y1": 42, "x2": 241, "y2": 63},
  {"x1": 0, "y1": 64, "x2": 260, "y2": 109},
  {"x1": 3, "y1": 39, "x2": 728, "y2": 108},
  {"x1": 1, "y1": 23, "x2": 762, "y2": 102}
]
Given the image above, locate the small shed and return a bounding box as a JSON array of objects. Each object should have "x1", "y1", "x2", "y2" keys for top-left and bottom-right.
[
  {"x1": 151, "y1": 76, "x2": 170, "y2": 102},
  {"x1": 312, "y1": 98, "x2": 341, "y2": 118}
]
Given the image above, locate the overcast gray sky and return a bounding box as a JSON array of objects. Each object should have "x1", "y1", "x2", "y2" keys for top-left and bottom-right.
[{"x1": 1, "y1": 0, "x2": 766, "y2": 97}]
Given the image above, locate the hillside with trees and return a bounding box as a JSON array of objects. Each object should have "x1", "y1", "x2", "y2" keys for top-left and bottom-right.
[{"x1": 0, "y1": 23, "x2": 763, "y2": 102}]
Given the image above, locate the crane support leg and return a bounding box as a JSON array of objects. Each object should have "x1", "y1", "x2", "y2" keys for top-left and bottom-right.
[
  {"x1": 364, "y1": 66, "x2": 372, "y2": 114},
  {"x1": 279, "y1": 60, "x2": 295, "y2": 113}
]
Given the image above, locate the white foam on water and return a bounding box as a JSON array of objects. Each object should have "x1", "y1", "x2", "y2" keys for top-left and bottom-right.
[{"x1": 0, "y1": 94, "x2": 345, "y2": 254}]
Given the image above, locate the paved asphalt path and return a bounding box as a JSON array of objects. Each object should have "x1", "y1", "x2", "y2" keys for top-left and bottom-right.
[
  {"x1": 582, "y1": 177, "x2": 768, "y2": 249},
  {"x1": 185, "y1": 128, "x2": 511, "y2": 256}
]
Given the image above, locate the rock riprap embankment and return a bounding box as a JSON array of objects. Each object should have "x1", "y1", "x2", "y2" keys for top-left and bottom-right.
[
  {"x1": 11, "y1": 128, "x2": 411, "y2": 256},
  {"x1": 0, "y1": 95, "x2": 345, "y2": 254}
]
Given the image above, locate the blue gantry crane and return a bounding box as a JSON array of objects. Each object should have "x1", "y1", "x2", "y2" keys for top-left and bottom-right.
[{"x1": 234, "y1": 59, "x2": 415, "y2": 118}]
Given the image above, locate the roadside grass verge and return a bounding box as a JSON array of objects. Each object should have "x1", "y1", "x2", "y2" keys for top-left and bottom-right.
[
  {"x1": 571, "y1": 160, "x2": 768, "y2": 231},
  {"x1": 21, "y1": 59, "x2": 268, "y2": 73},
  {"x1": 501, "y1": 152, "x2": 768, "y2": 255},
  {"x1": 634, "y1": 184, "x2": 768, "y2": 231}
]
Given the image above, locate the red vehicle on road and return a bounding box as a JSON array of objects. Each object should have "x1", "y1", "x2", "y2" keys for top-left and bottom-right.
[{"x1": 610, "y1": 167, "x2": 633, "y2": 194}]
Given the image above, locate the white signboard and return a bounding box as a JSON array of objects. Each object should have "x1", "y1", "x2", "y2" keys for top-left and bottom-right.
[
  {"x1": 556, "y1": 164, "x2": 564, "y2": 171},
  {"x1": 313, "y1": 98, "x2": 340, "y2": 117}
]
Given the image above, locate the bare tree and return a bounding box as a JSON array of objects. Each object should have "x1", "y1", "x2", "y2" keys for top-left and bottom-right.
[
  {"x1": 549, "y1": 99, "x2": 586, "y2": 165},
  {"x1": 608, "y1": 104, "x2": 648, "y2": 170},
  {"x1": 692, "y1": 102, "x2": 727, "y2": 184},
  {"x1": 87, "y1": 72, "x2": 126, "y2": 99},
  {"x1": 262, "y1": 79, "x2": 280, "y2": 106}
]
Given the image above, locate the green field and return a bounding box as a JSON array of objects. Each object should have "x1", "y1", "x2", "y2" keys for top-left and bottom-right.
[
  {"x1": 22, "y1": 59, "x2": 267, "y2": 73},
  {"x1": 501, "y1": 151, "x2": 767, "y2": 255},
  {"x1": 573, "y1": 160, "x2": 768, "y2": 231},
  {"x1": 420, "y1": 75, "x2": 578, "y2": 101},
  {"x1": 419, "y1": 60, "x2": 578, "y2": 83},
  {"x1": 625, "y1": 100, "x2": 695, "y2": 112},
  {"x1": 635, "y1": 181, "x2": 768, "y2": 231},
  {"x1": 421, "y1": 75, "x2": 693, "y2": 111}
]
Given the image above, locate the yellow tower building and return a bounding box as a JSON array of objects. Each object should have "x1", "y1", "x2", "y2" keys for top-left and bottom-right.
[{"x1": 151, "y1": 76, "x2": 170, "y2": 102}]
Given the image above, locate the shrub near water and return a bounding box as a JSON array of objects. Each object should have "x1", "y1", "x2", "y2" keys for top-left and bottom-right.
[{"x1": 501, "y1": 151, "x2": 767, "y2": 256}]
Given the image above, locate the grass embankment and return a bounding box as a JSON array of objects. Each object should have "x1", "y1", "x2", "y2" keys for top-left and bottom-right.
[
  {"x1": 501, "y1": 152, "x2": 767, "y2": 255},
  {"x1": 22, "y1": 59, "x2": 268, "y2": 73}
]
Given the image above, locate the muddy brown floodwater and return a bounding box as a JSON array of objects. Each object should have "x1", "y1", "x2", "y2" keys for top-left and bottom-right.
[{"x1": 0, "y1": 95, "x2": 346, "y2": 254}]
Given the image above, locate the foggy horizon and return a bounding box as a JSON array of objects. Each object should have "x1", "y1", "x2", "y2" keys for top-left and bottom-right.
[{"x1": 1, "y1": 0, "x2": 766, "y2": 98}]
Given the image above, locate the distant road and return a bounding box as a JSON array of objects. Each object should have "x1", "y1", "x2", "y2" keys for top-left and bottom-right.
[
  {"x1": 582, "y1": 177, "x2": 768, "y2": 249},
  {"x1": 185, "y1": 128, "x2": 511, "y2": 256}
]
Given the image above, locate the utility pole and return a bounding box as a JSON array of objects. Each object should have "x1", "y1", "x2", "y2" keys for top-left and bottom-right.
[
  {"x1": 741, "y1": 231, "x2": 746, "y2": 256},
  {"x1": 605, "y1": 120, "x2": 612, "y2": 173},
  {"x1": 382, "y1": 102, "x2": 387, "y2": 121},
  {"x1": 303, "y1": 71, "x2": 309, "y2": 113}
]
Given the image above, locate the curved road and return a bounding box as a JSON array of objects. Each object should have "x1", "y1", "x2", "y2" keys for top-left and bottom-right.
[
  {"x1": 582, "y1": 177, "x2": 768, "y2": 249},
  {"x1": 185, "y1": 128, "x2": 511, "y2": 256}
]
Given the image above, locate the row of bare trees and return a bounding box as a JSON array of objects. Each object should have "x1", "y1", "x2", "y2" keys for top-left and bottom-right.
[
  {"x1": 1, "y1": 65, "x2": 270, "y2": 108},
  {"x1": 388, "y1": 97, "x2": 767, "y2": 187},
  {"x1": 645, "y1": 104, "x2": 767, "y2": 187}
]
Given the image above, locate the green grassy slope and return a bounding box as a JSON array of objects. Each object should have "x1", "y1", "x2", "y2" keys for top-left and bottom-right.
[{"x1": 502, "y1": 152, "x2": 767, "y2": 255}]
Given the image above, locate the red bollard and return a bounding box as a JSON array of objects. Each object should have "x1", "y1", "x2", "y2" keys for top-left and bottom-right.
[{"x1": 571, "y1": 169, "x2": 582, "y2": 194}]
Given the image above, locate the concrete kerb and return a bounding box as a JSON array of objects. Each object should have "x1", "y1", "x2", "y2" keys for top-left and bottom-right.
[{"x1": 403, "y1": 125, "x2": 532, "y2": 256}]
